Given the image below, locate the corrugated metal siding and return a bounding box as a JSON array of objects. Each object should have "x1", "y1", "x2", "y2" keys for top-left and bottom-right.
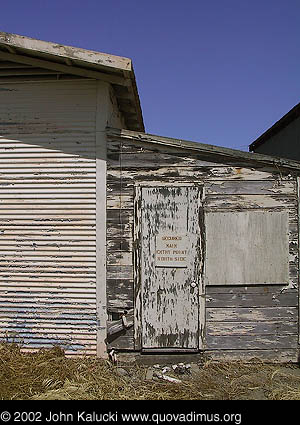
[{"x1": 0, "y1": 80, "x2": 97, "y2": 355}]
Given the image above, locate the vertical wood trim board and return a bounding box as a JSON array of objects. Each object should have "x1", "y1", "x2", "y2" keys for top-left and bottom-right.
[
  {"x1": 95, "y1": 81, "x2": 110, "y2": 357},
  {"x1": 298, "y1": 177, "x2": 300, "y2": 344},
  {"x1": 133, "y1": 185, "x2": 142, "y2": 350}
]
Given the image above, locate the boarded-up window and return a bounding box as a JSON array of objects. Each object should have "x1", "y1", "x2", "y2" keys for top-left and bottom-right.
[{"x1": 205, "y1": 211, "x2": 289, "y2": 285}]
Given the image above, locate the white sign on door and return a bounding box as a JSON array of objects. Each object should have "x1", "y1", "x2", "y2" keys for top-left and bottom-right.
[{"x1": 155, "y1": 234, "x2": 188, "y2": 267}]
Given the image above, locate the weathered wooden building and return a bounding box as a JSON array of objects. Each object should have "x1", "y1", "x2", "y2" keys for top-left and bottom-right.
[
  {"x1": 106, "y1": 129, "x2": 300, "y2": 362},
  {"x1": 1, "y1": 32, "x2": 300, "y2": 362},
  {"x1": 0, "y1": 31, "x2": 144, "y2": 357},
  {"x1": 250, "y1": 102, "x2": 300, "y2": 161}
]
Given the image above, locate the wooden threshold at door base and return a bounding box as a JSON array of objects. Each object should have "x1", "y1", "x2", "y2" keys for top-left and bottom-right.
[
  {"x1": 113, "y1": 351, "x2": 206, "y2": 365},
  {"x1": 141, "y1": 348, "x2": 199, "y2": 353}
]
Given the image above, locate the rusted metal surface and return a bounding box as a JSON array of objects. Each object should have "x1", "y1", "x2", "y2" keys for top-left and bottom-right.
[{"x1": 0, "y1": 80, "x2": 98, "y2": 355}]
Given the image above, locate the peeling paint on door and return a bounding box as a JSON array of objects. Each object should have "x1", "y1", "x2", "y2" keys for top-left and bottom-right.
[{"x1": 141, "y1": 186, "x2": 202, "y2": 350}]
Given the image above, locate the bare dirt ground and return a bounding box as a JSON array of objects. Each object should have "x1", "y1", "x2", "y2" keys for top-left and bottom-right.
[{"x1": 1, "y1": 343, "x2": 300, "y2": 400}]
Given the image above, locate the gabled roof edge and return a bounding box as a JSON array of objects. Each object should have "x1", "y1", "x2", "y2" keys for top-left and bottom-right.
[
  {"x1": 0, "y1": 31, "x2": 145, "y2": 132},
  {"x1": 107, "y1": 127, "x2": 300, "y2": 173}
]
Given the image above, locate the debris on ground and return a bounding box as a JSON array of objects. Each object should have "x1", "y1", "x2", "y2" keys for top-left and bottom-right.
[
  {"x1": 1, "y1": 343, "x2": 300, "y2": 400},
  {"x1": 146, "y1": 362, "x2": 195, "y2": 384}
]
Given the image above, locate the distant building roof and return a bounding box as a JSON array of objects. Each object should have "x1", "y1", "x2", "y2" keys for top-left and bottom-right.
[
  {"x1": 0, "y1": 31, "x2": 144, "y2": 132},
  {"x1": 249, "y1": 102, "x2": 300, "y2": 151}
]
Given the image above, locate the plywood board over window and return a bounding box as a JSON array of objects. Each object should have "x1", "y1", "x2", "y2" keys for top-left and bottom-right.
[{"x1": 205, "y1": 211, "x2": 289, "y2": 285}]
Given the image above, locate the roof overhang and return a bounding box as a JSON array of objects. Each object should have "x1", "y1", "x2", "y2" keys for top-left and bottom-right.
[
  {"x1": 0, "y1": 31, "x2": 144, "y2": 132},
  {"x1": 108, "y1": 127, "x2": 300, "y2": 173}
]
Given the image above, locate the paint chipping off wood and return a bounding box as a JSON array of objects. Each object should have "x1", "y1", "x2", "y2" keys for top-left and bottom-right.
[
  {"x1": 107, "y1": 130, "x2": 299, "y2": 361},
  {"x1": 141, "y1": 187, "x2": 202, "y2": 350}
]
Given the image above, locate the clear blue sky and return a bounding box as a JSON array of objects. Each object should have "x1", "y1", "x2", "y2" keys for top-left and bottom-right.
[{"x1": 1, "y1": 0, "x2": 299, "y2": 150}]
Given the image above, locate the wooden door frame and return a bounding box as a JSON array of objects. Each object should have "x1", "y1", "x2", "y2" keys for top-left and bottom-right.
[{"x1": 133, "y1": 182, "x2": 206, "y2": 351}]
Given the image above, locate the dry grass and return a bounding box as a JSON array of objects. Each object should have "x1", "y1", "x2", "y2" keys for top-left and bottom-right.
[{"x1": 0, "y1": 343, "x2": 300, "y2": 400}]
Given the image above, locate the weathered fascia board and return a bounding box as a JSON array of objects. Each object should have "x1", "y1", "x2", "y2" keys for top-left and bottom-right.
[
  {"x1": 106, "y1": 128, "x2": 300, "y2": 173},
  {"x1": 0, "y1": 50, "x2": 127, "y2": 86},
  {"x1": 0, "y1": 32, "x2": 131, "y2": 72}
]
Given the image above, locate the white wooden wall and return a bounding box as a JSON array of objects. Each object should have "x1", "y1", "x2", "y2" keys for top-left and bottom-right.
[{"x1": 0, "y1": 80, "x2": 107, "y2": 355}]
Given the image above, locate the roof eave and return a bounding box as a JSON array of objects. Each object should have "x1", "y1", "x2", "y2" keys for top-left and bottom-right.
[
  {"x1": 0, "y1": 31, "x2": 132, "y2": 72},
  {"x1": 0, "y1": 31, "x2": 145, "y2": 132}
]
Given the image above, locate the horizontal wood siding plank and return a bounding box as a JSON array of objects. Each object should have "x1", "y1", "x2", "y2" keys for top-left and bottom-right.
[
  {"x1": 106, "y1": 279, "x2": 134, "y2": 310},
  {"x1": 206, "y1": 321, "x2": 297, "y2": 336},
  {"x1": 206, "y1": 335, "x2": 297, "y2": 350},
  {"x1": 205, "y1": 180, "x2": 295, "y2": 195},
  {"x1": 205, "y1": 194, "x2": 296, "y2": 209},
  {"x1": 107, "y1": 167, "x2": 277, "y2": 182},
  {"x1": 205, "y1": 349, "x2": 299, "y2": 362},
  {"x1": 206, "y1": 307, "x2": 298, "y2": 322},
  {"x1": 106, "y1": 265, "x2": 133, "y2": 280},
  {"x1": 107, "y1": 133, "x2": 299, "y2": 358},
  {"x1": 206, "y1": 289, "x2": 297, "y2": 308},
  {"x1": 206, "y1": 285, "x2": 296, "y2": 294},
  {"x1": 107, "y1": 328, "x2": 134, "y2": 350},
  {"x1": 107, "y1": 251, "x2": 132, "y2": 266},
  {"x1": 107, "y1": 209, "x2": 133, "y2": 224}
]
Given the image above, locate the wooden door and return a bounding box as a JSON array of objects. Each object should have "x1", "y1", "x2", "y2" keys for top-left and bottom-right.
[{"x1": 140, "y1": 186, "x2": 202, "y2": 351}]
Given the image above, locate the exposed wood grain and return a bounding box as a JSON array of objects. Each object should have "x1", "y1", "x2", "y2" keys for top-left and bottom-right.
[
  {"x1": 206, "y1": 288, "x2": 297, "y2": 307},
  {"x1": 106, "y1": 265, "x2": 133, "y2": 280},
  {"x1": 107, "y1": 167, "x2": 277, "y2": 182},
  {"x1": 107, "y1": 128, "x2": 300, "y2": 172},
  {"x1": 106, "y1": 279, "x2": 133, "y2": 310},
  {"x1": 205, "y1": 349, "x2": 299, "y2": 362},
  {"x1": 141, "y1": 187, "x2": 202, "y2": 350},
  {"x1": 107, "y1": 309, "x2": 134, "y2": 336},
  {"x1": 206, "y1": 335, "x2": 297, "y2": 350},
  {"x1": 107, "y1": 238, "x2": 132, "y2": 252},
  {"x1": 205, "y1": 194, "x2": 296, "y2": 209},
  {"x1": 107, "y1": 251, "x2": 132, "y2": 266},
  {"x1": 107, "y1": 328, "x2": 134, "y2": 350},
  {"x1": 298, "y1": 177, "x2": 300, "y2": 344},
  {"x1": 107, "y1": 131, "x2": 299, "y2": 359},
  {"x1": 206, "y1": 307, "x2": 297, "y2": 322},
  {"x1": 205, "y1": 180, "x2": 295, "y2": 195},
  {"x1": 205, "y1": 211, "x2": 289, "y2": 285},
  {"x1": 206, "y1": 321, "x2": 297, "y2": 336}
]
